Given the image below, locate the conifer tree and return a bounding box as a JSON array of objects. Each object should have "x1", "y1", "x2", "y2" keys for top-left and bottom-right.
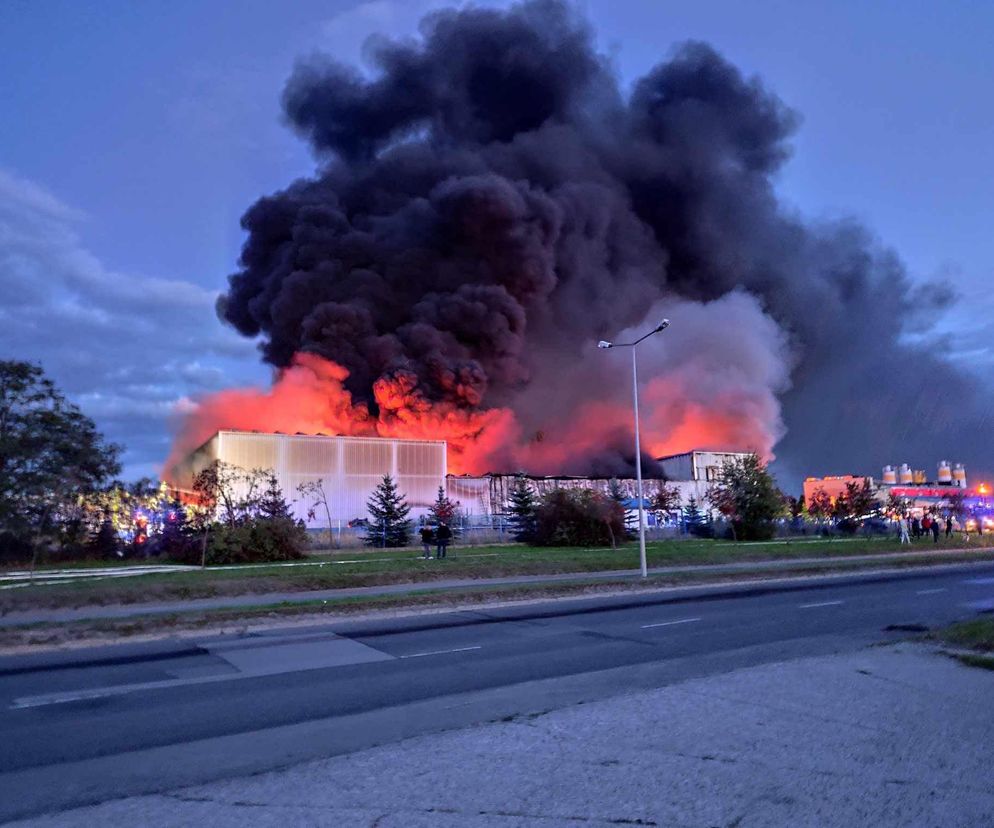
[
  {"x1": 507, "y1": 476, "x2": 537, "y2": 543},
  {"x1": 606, "y1": 478, "x2": 626, "y2": 506},
  {"x1": 258, "y1": 474, "x2": 294, "y2": 521},
  {"x1": 365, "y1": 474, "x2": 412, "y2": 547},
  {"x1": 429, "y1": 486, "x2": 458, "y2": 526},
  {"x1": 683, "y1": 496, "x2": 705, "y2": 536}
]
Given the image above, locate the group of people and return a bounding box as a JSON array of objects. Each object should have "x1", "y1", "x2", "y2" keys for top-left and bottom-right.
[
  {"x1": 897, "y1": 513, "x2": 954, "y2": 544},
  {"x1": 419, "y1": 523, "x2": 453, "y2": 559}
]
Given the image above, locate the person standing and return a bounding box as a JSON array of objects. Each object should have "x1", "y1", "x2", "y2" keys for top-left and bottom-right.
[
  {"x1": 420, "y1": 525, "x2": 434, "y2": 559},
  {"x1": 898, "y1": 515, "x2": 910, "y2": 545},
  {"x1": 945, "y1": 515, "x2": 953, "y2": 538},
  {"x1": 931, "y1": 515, "x2": 940, "y2": 543},
  {"x1": 435, "y1": 522, "x2": 452, "y2": 559}
]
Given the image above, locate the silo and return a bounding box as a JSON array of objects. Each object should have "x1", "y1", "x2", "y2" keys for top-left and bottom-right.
[
  {"x1": 912, "y1": 469, "x2": 927, "y2": 484},
  {"x1": 898, "y1": 464, "x2": 913, "y2": 484},
  {"x1": 882, "y1": 465, "x2": 897, "y2": 485},
  {"x1": 937, "y1": 461, "x2": 952, "y2": 484},
  {"x1": 953, "y1": 464, "x2": 967, "y2": 488}
]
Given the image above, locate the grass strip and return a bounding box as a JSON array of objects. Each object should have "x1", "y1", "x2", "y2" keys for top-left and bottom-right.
[
  {"x1": 4, "y1": 540, "x2": 994, "y2": 613},
  {"x1": 929, "y1": 617, "x2": 994, "y2": 652},
  {"x1": 3, "y1": 555, "x2": 991, "y2": 651}
]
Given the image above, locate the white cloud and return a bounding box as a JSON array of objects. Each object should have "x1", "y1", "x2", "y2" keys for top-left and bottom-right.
[{"x1": 0, "y1": 168, "x2": 266, "y2": 479}]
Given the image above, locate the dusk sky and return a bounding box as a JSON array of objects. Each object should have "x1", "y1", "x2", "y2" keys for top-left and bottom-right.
[{"x1": 2, "y1": 0, "x2": 992, "y2": 480}]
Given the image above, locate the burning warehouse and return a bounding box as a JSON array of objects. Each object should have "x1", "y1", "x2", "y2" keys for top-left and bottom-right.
[
  {"x1": 173, "y1": 433, "x2": 748, "y2": 528},
  {"x1": 177, "y1": 430, "x2": 446, "y2": 525}
]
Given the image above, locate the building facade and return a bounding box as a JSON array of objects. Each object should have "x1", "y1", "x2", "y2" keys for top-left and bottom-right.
[
  {"x1": 658, "y1": 450, "x2": 755, "y2": 485},
  {"x1": 184, "y1": 430, "x2": 446, "y2": 525},
  {"x1": 802, "y1": 475, "x2": 873, "y2": 506}
]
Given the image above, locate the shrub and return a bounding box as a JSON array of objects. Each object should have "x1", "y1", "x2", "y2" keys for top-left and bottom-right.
[
  {"x1": 0, "y1": 531, "x2": 34, "y2": 563},
  {"x1": 534, "y1": 488, "x2": 626, "y2": 547},
  {"x1": 204, "y1": 517, "x2": 307, "y2": 565}
]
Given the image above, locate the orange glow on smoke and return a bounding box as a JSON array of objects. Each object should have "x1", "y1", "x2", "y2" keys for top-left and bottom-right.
[{"x1": 166, "y1": 352, "x2": 775, "y2": 482}]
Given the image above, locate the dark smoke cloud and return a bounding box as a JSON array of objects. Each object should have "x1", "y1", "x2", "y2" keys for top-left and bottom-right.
[{"x1": 217, "y1": 0, "x2": 992, "y2": 484}]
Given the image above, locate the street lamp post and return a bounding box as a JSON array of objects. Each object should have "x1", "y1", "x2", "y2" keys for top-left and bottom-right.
[{"x1": 598, "y1": 319, "x2": 670, "y2": 578}]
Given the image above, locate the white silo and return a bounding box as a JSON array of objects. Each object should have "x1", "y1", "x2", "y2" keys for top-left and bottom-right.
[
  {"x1": 937, "y1": 461, "x2": 952, "y2": 484},
  {"x1": 898, "y1": 463, "x2": 914, "y2": 485},
  {"x1": 882, "y1": 465, "x2": 897, "y2": 485},
  {"x1": 953, "y1": 463, "x2": 967, "y2": 488}
]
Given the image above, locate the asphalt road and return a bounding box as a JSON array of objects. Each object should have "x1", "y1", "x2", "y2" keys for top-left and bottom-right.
[{"x1": 2, "y1": 562, "x2": 993, "y2": 824}]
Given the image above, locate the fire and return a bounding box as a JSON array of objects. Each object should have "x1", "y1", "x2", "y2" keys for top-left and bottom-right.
[{"x1": 167, "y1": 350, "x2": 777, "y2": 481}]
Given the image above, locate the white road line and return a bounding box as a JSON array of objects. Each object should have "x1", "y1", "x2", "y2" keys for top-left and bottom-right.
[
  {"x1": 399, "y1": 645, "x2": 483, "y2": 659},
  {"x1": 798, "y1": 600, "x2": 844, "y2": 609},
  {"x1": 641, "y1": 617, "x2": 701, "y2": 629},
  {"x1": 917, "y1": 588, "x2": 947, "y2": 595}
]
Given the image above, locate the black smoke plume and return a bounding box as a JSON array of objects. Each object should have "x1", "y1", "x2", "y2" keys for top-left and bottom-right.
[{"x1": 216, "y1": 0, "x2": 991, "y2": 483}]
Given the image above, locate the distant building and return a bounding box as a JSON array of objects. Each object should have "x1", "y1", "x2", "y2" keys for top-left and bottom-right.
[
  {"x1": 657, "y1": 450, "x2": 756, "y2": 484},
  {"x1": 451, "y1": 449, "x2": 755, "y2": 523},
  {"x1": 803, "y1": 475, "x2": 873, "y2": 506},
  {"x1": 804, "y1": 462, "x2": 978, "y2": 513}
]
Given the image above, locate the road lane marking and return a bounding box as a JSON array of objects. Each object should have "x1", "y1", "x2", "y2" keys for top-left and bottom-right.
[
  {"x1": 917, "y1": 588, "x2": 947, "y2": 595},
  {"x1": 641, "y1": 617, "x2": 701, "y2": 629},
  {"x1": 399, "y1": 645, "x2": 482, "y2": 659},
  {"x1": 798, "y1": 600, "x2": 844, "y2": 609}
]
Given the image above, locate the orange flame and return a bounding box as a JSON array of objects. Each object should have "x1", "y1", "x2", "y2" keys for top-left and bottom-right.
[{"x1": 166, "y1": 351, "x2": 776, "y2": 482}]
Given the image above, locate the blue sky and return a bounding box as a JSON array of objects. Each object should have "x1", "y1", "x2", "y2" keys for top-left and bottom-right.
[{"x1": 2, "y1": 0, "x2": 992, "y2": 478}]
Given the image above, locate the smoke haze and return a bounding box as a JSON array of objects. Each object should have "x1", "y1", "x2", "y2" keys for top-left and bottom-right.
[{"x1": 172, "y1": 0, "x2": 992, "y2": 484}]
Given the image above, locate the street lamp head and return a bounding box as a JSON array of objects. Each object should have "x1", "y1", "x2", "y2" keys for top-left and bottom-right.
[
  {"x1": 597, "y1": 340, "x2": 613, "y2": 349},
  {"x1": 655, "y1": 319, "x2": 670, "y2": 332}
]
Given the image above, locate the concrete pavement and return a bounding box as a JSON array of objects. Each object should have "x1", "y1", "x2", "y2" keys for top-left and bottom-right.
[{"x1": 9, "y1": 643, "x2": 993, "y2": 827}]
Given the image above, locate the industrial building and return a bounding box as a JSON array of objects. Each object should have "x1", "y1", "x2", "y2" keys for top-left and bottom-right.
[
  {"x1": 183, "y1": 430, "x2": 446, "y2": 525},
  {"x1": 804, "y1": 461, "x2": 979, "y2": 513},
  {"x1": 441, "y1": 450, "x2": 755, "y2": 523},
  {"x1": 178, "y1": 431, "x2": 754, "y2": 529},
  {"x1": 802, "y1": 474, "x2": 873, "y2": 506}
]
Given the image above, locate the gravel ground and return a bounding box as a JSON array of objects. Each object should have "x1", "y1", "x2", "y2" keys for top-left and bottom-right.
[{"x1": 11, "y1": 643, "x2": 994, "y2": 827}]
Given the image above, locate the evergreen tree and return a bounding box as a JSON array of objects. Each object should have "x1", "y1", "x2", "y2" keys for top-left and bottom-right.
[
  {"x1": 365, "y1": 474, "x2": 412, "y2": 547},
  {"x1": 606, "y1": 478, "x2": 626, "y2": 506},
  {"x1": 683, "y1": 496, "x2": 706, "y2": 536},
  {"x1": 507, "y1": 476, "x2": 538, "y2": 543},
  {"x1": 429, "y1": 486, "x2": 458, "y2": 526},
  {"x1": 258, "y1": 474, "x2": 294, "y2": 521}
]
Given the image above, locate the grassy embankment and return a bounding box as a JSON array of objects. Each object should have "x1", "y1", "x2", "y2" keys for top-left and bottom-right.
[{"x1": 3, "y1": 534, "x2": 993, "y2": 614}]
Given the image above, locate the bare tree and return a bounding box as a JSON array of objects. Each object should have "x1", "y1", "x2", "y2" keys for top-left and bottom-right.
[{"x1": 297, "y1": 478, "x2": 334, "y2": 548}]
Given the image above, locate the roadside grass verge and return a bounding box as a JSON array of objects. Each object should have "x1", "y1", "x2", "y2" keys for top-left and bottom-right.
[
  {"x1": 3, "y1": 537, "x2": 994, "y2": 613},
  {"x1": 929, "y1": 616, "x2": 994, "y2": 671},
  {"x1": 3, "y1": 555, "x2": 993, "y2": 651}
]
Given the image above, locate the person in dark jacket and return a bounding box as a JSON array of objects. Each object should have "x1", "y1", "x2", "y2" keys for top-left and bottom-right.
[
  {"x1": 911, "y1": 517, "x2": 921, "y2": 540},
  {"x1": 435, "y1": 523, "x2": 452, "y2": 558},
  {"x1": 931, "y1": 515, "x2": 940, "y2": 543},
  {"x1": 945, "y1": 515, "x2": 953, "y2": 538},
  {"x1": 420, "y1": 525, "x2": 434, "y2": 559}
]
